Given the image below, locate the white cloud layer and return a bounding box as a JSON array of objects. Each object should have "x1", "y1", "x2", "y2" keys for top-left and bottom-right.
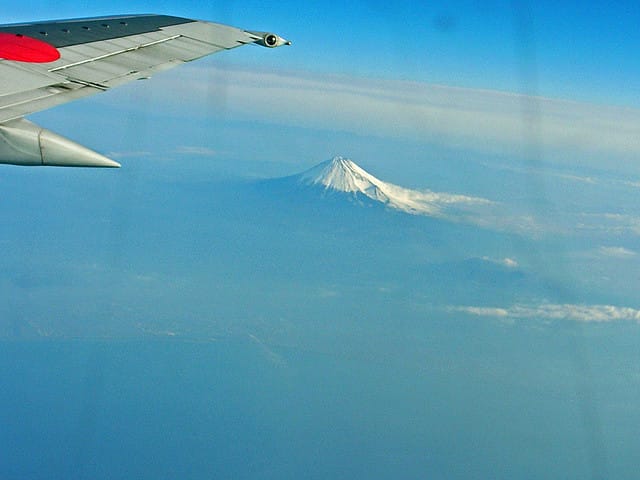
[
  {"x1": 174, "y1": 146, "x2": 218, "y2": 157},
  {"x1": 598, "y1": 246, "x2": 637, "y2": 258},
  {"x1": 155, "y1": 64, "x2": 640, "y2": 161},
  {"x1": 578, "y1": 213, "x2": 640, "y2": 237},
  {"x1": 481, "y1": 256, "x2": 519, "y2": 268},
  {"x1": 451, "y1": 304, "x2": 640, "y2": 323}
]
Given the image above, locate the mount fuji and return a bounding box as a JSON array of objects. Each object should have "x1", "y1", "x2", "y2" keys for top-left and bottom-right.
[{"x1": 278, "y1": 156, "x2": 492, "y2": 218}]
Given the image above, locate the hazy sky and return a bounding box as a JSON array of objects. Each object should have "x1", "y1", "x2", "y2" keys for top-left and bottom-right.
[
  {"x1": 5, "y1": 1, "x2": 636, "y2": 178},
  {"x1": 3, "y1": 2, "x2": 639, "y2": 331},
  {"x1": 6, "y1": 0, "x2": 640, "y2": 106}
]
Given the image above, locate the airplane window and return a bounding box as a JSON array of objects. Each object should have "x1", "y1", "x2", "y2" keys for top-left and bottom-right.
[{"x1": 1, "y1": 2, "x2": 638, "y2": 479}]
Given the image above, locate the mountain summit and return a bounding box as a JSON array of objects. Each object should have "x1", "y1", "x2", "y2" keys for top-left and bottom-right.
[
  {"x1": 298, "y1": 156, "x2": 384, "y2": 195},
  {"x1": 294, "y1": 156, "x2": 491, "y2": 216}
]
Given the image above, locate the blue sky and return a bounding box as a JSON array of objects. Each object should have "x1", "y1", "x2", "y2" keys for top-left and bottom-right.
[{"x1": 6, "y1": 0, "x2": 640, "y2": 107}]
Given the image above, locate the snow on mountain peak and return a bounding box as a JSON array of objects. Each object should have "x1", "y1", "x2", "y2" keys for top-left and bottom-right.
[
  {"x1": 299, "y1": 156, "x2": 383, "y2": 195},
  {"x1": 297, "y1": 156, "x2": 492, "y2": 217}
]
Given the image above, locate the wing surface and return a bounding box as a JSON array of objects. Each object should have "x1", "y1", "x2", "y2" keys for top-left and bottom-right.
[
  {"x1": 0, "y1": 14, "x2": 288, "y2": 167},
  {"x1": 0, "y1": 14, "x2": 283, "y2": 122}
]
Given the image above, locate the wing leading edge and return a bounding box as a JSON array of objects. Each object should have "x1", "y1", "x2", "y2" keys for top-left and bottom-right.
[{"x1": 0, "y1": 14, "x2": 289, "y2": 167}]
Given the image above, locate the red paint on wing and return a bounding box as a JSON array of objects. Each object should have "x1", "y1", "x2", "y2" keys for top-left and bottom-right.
[{"x1": 0, "y1": 33, "x2": 60, "y2": 63}]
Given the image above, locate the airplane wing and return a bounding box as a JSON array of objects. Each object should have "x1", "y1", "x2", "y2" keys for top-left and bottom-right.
[{"x1": 0, "y1": 14, "x2": 290, "y2": 167}]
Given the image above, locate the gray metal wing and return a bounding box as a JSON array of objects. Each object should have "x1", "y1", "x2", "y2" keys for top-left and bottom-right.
[{"x1": 0, "y1": 14, "x2": 289, "y2": 167}]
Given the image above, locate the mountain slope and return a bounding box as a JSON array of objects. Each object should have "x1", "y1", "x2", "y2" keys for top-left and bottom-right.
[{"x1": 293, "y1": 156, "x2": 491, "y2": 217}]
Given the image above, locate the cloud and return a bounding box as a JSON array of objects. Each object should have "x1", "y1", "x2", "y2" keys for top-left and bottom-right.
[
  {"x1": 578, "y1": 213, "x2": 640, "y2": 236},
  {"x1": 174, "y1": 146, "x2": 218, "y2": 157},
  {"x1": 248, "y1": 334, "x2": 288, "y2": 368},
  {"x1": 487, "y1": 162, "x2": 599, "y2": 185},
  {"x1": 454, "y1": 306, "x2": 510, "y2": 317},
  {"x1": 451, "y1": 303, "x2": 640, "y2": 323},
  {"x1": 107, "y1": 151, "x2": 153, "y2": 159},
  {"x1": 481, "y1": 256, "x2": 519, "y2": 268},
  {"x1": 150, "y1": 64, "x2": 640, "y2": 162},
  {"x1": 598, "y1": 246, "x2": 637, "y2": 258},
  {"x1": 365, "y1": 183, "x2": 535, "y2": 233}
]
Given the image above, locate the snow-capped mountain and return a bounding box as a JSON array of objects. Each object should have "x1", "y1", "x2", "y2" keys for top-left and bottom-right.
[{"x1": 295, "y1": 156, "x2": 491, "y2": 217}]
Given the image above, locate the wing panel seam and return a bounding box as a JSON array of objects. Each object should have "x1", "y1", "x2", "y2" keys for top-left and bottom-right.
[{"x1": 49, "y1": 34, "x2": 182, "y2": 73}]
